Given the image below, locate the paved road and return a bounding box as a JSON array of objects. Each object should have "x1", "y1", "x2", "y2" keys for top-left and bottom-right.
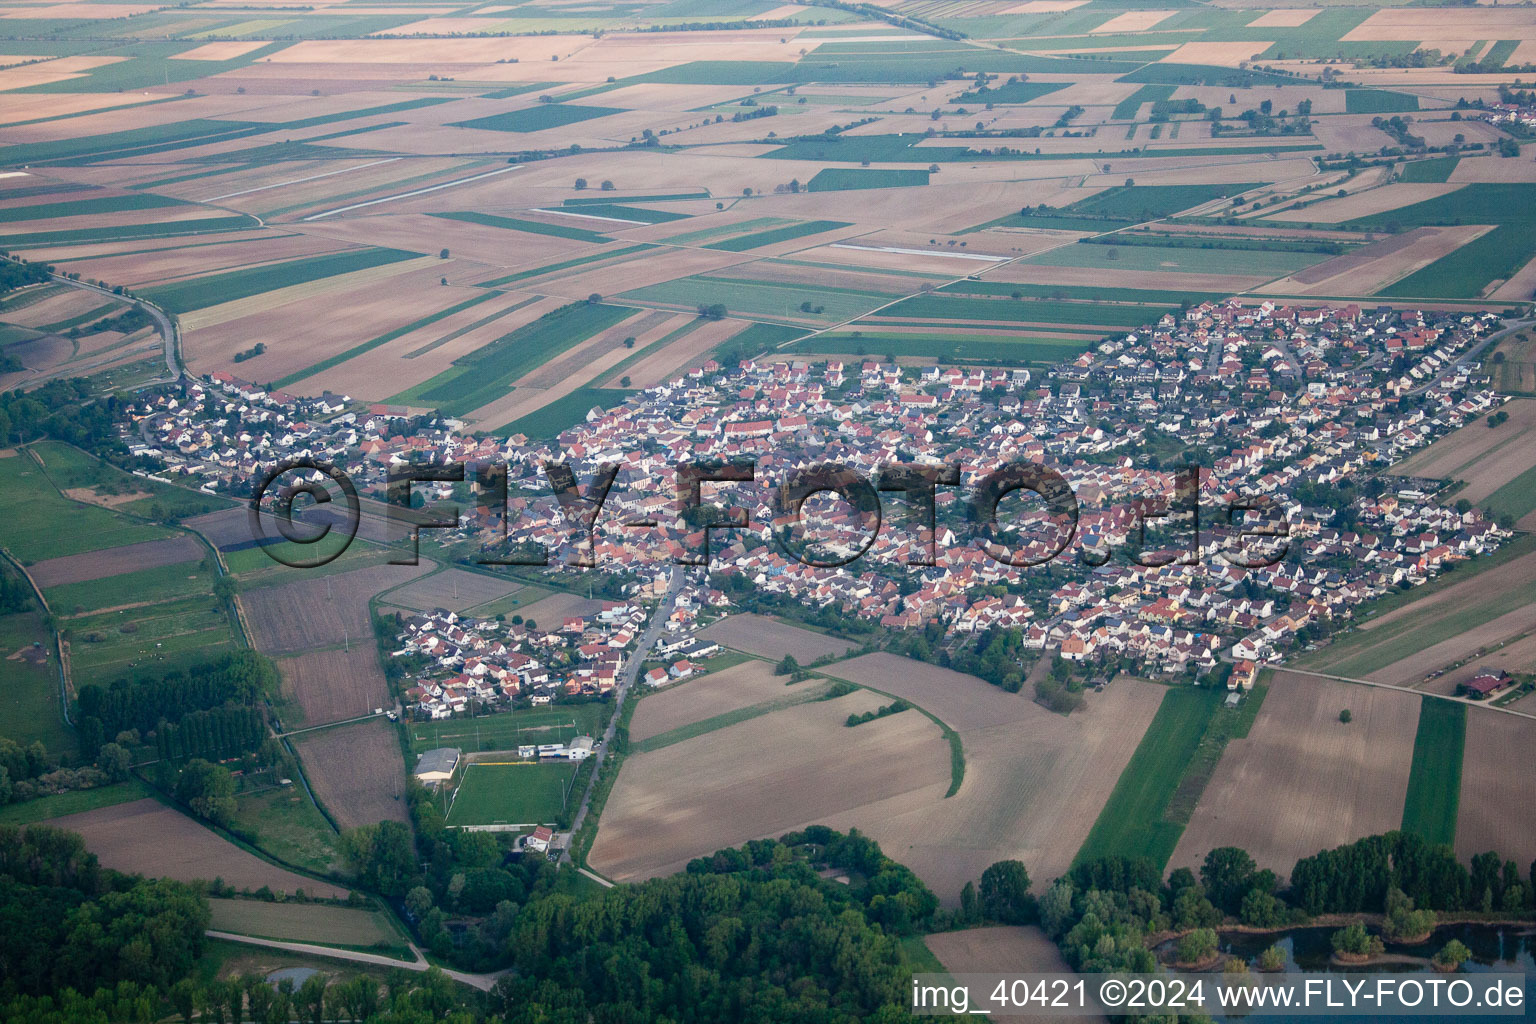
[
  {"x1": 6, "y1": 261, "x2": 182, "y2": 386},
  {"x1": 1403, "y1": 315, "x2": 1533, "y2": 398},
  {"x1": 205, "y1": 931, "x2": 509, "y2": 991},
  {"x1": 1273, "y1": 667, "x2": 1536, "y2": 722},
  {"x1": 560, "y1": 565, "x2": 685, "y2": 865}
]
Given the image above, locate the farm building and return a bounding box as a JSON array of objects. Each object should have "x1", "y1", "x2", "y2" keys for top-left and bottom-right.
[
  {"x1": 526, "y1": 826, "x2": 554, "y2": 853},
  {"x1": 414, "y1": 747, "x2": 461, "y2": 784},
  {"x1": 1465, "y1": 671, "x2": 1513, "y2": 698}
]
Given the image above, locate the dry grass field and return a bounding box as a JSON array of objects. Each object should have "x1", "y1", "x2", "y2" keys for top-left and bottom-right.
[
  {"x1": 1167, "y1": 672, "x2": 1419, "y2": 877},
  {"x1": 512, "y1": 591, "x2": 607, "y2": 628},
  {"x1": 814, "y1": 653, "x2": 1164, "y2": 897},
  {"x1": 278, "y1": 648, "x2": 390, "y2": 727},
  {"x1": 27, "y1": 535, "x2": 204, "y2": 587},
  {"x1": 589, "y1": 687, "x2": 951, "y2": 882},
  {"x1": 1457, "y1": 711, "x2": 1536, "y2": 871},
  {"x1": 45, "y1": 798, "x2": 348, "y2": 898},
  {"x1": 696, "y1": 613, "x2": 855, "y2": 663},
  {"x1": 241, "y1": 562, "x2": 429, "y2": 654},
  {"x1": 292, "y1": 718, "x2": 410, "y2": 830}
]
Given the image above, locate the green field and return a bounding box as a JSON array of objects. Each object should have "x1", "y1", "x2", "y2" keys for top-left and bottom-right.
[
  {"x1": 1064, "y1": 183, "x2": 1259, "y2": 220},
  {"x1": 478, "y1": 244, "x2": 653, "y2": 288},
  {"x1": 0, "y1": 452, "x2": 176, "y2": 563},
  {"x1": 494, "y1": 386, "x2": 637, "y2": 439},
  {"x1": 806, "y1": 168, "x2": 929, "y2": 192},
  {"x1": 1074, "y1": 685, "x2": 1222, "y2": 868},
  {"x1": 432, "y1": 211, "x2": 610, "y2": 243},
  {"x1": 45, "y1": 556, "x2": 216, "y2": 617},
  {"x1": 0, "y1": 780, "x2": 150, "y2": 826},
  {"x1": 0, "y1": 215, "x2": 260, "y2": 248},
  {"x1": 792, "y1": 332, "x2": 1092, "y2": 365},
  {"x1": 622, "y1": 276, "x2": 883, "y2": 323},
  {"x1": 29, "y1": 440, "x2": 227, "y2": 522},
  {"x1": 939, "y1": 279, "x2": 1223, "y2": 306},
  {"x1": 544, "y1": 204, "x2": 689, "y2": 224},
  {"x1": 1399, "y1": 156, "x2": 1459, "y2": 183},
  {"x1": 0, "y1": 607, "x2": 71, "y2": 755},
  {"x1": 449, "y1": 103, "x2": 622, "y2": 133},
  {"x1": 1345, "y1": 89, "x2": 1420, "y2": 114},
  {"x1": 389, "y1": 302, "x2": 633, "y2": 414},
  {"x1": 66, "y1": 595, "x2": 239, "y2": 686},
  {"x1": 1400, "y1": 698, "x2": 1465, "y2": 848},
  {"x1": 705, "y1": 220, "x2": 851, "y2": 252},
  {"x1": 880, "y1": 293, "x2": 1175, "y2": 328},
  {"x1": 208, "y1": 899, "x2": 401, "y2": 950},
  {"x1": 0, "y1": 193, "x2": 184, "y2": 224},
  {"x1": 409, "y1": 703, "x2": 607, "y2": 754},
  {"x1": 139, "y1": 247, "x2": 418, "y2": 315},
  {"x1": 445, "y1": 760, "x2": 578, "y2": 827},
  {"x1": 1112, "y1": 84, "x2": 1175, "y2": 120},
  {"x1": 229, "y1": 786, "x2": 344, "y2": 875},
  {"x1": 1483, "y1": 462, "x2": 1536, "y2": 524},
  {"x1": 1024, "y1": 240, "x2": 1321, "y2": 277}
]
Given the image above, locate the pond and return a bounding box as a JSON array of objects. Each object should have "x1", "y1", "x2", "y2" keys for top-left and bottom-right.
[
  {"x1": 1198, "y1": 925, "x2": 1534, "y2": 1023},
  {"x1": 265, "y1": 967, "x2": 320, "y2": 988}
]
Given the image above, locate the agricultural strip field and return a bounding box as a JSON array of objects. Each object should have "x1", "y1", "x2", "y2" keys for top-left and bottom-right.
[
  {"x1": 1299, "y1": 543, "x2": 1536, "y2": 683},
  {"x1": 208, "y1": 899, "x2": 400, "y2": 951},
  {"x1": 704, "y1": 220, "x2": 852, "y2": 252},
  {"x1": 388, "y1": 302, "x2": 633, "y2": 416},
  {"x1": 26, "y1": 535, "x2": 203, "y2": 587},
  {"x1": 292, "y1": 718, "x2": 410, "y2": 831},
  {"x1": 925, "y1": 926, "x2": 1072, "y2": 976},
  {"x1": 1074, "y1": 685, "x2": 1221, "y2": 869},
  {"x1": 432, "y1": 211, "x2": 610, "y2": 243},
  {"x1": 43, "y1": 798, "x2": 348, "y2": 899},
  {"x1": 0, "y1": 450, "x2": 176, "y2": 562},
  {"x1": 1400, "y1": 698, "x2": 1466, "y2": 849},
  {"x1": 1456, "y1": 711, "x2": 1536, "y2": 868},
  {"x1": 0, "y1": 604, "x2": 70, "y2": 755},
  {"x1": 494, "y1": 386, "x2": 637, "y2": 440},
  {"x1": 621, "y1": 277, "x2": 887, "y2": 323},
  {"x1": 811, "y1": 653, "x2": 1164, "y2": 901},
  {"x1": 64, "y1": 594, "x2": 238, "y2": 686},
  {"x1": 630, "y1": 682, "x2": 842, "y2": 754},
  {"x1": 138, "y1": 247, "x2": 419, "y2": 315},
  {"x1": 446, "y1": 760, "x2": 579, "y2": 828},
  {"x1": 696, "y1": 613, "x2": 854, "y2": 663},
  {"x1": 1388, "y1": 399, "x2": 1536, "y2": 506},
  {"x1": 806, "y1": 169, "x2": 929, "y2": 192},
  {"x1": 1167, "y1": 672, "x2": 1420, "y2": 878},
  {"x1": 449, "y1": 104, "x2": 622, "y2": 133},
  {"x1": 409, "y1": 703, "x2": 606, "y2": 755}
]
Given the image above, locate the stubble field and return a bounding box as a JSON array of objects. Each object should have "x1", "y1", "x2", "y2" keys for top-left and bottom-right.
[{"x1": 292, "y1": 718, "x2": 411, "y2": 830}]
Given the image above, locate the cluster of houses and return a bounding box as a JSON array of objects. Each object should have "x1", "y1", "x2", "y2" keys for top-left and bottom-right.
[{"x1": 128, "y1": 297, "x2": 1512, "y2": 677}]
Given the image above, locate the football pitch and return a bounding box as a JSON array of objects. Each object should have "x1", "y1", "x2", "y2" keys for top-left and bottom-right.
[{"x1": 445, "y1": 761, "x2": 579, "y2": 827}]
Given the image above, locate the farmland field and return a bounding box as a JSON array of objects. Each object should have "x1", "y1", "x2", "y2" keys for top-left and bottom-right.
[
  {"x1": 241, "y1": 562, "x2": 430, "y2": 654},
  {"x1": 276, "y1": 648, "x2": 389, "y2": 728},
  {"x1": 1400, "y1": 698, "x2": 1465, "y2": 848},
  {"x1": 292, "y1": 718, "x2": 410, "y2": 830},
  {"x1": 1168, "y1": 672, "x2": 1420, "y2": 878},
  {"x1": 1457, "y1": 711, "x2": 1536, "y2": 868},
  {"x1": 446, "y1": 760, "x2": 579, "y2": 827},
  {"x1": 1075, "y1": 685, "x2": 1221, "y2": 869},
  {"x1": 0, "y1": 606, "x2": 70, "y2": 754},
  {"x1": 377, "y1": 568, "x2": 523, "y2": 614},
  {"x1": 696, "y1": 613, "x2": 854, "y2": 663},
  {"x1": 43, "y1": 798, "x2": 349, "y2": 898}
]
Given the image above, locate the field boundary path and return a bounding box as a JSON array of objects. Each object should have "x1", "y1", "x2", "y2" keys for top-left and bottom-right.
[
  {"x1": 560, "y1": 565, "x2": 684, "y2": 864},
  {"x1": 1279, "y1": 666, "x2": 1536, "y2": 722},
  {"x1": 205, "y1": 931, "x2": 508, "y2": 992}
]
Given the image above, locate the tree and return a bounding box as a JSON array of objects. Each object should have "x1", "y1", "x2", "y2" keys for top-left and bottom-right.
[
  {"x1": 574, "y1": 178, "x2": 588, "y2": 190},
  {"x1": 775, "y1": 654, "x2": 800, "y2": 676},
  {"x1": 1038, "y1": 879, "x2": 1074, "y2": 937},
  {"x1": 600, "y1": 180, "x2": 615, "y2": 190},
  {"x1": 959, "y1": 880, "x2": 981, "y2": 925},
  {"x1": 619, "y1": 376, "x2": 631, "y2": 388},
  {"x1": 438, "y1": 248, "x2": 450, "y2": 259},
  {"x1": 1257, "y1": 944, "x2": 1286, "y2": 971},
  {"x1": 742, "y1": 187, "x2": 753, "y2": 197},
  {"x1": 1332, "y1": 922, "x2": 1384, "y2": 958},
  {"x1": 1176, "y1": 928, "x2": 1218, "y2": 965},
  {"x1": 1340, "y1": 708, "x2": 1353, "y2": 723},
  {"x1": 405, "y1": 885, "x2": 434, "y2": 919},
  {"x1": 175, "y1": 758, "x2": 236, "y2": 827},
  {"x1": 1433, "y1": 939, "x2": 1472, "y2": 969},
  {"x1": 979, "y1": 860, "x2": 1033, "y2": 924},
  {"x1": 97, "y1": 742, "x2": 131, "y2": 781},
  {"x1": 587, "y1": 292, "x2": 602, "y2": 305},
  {"x1": 622, "y1": 336, "x2": 636, "y2": 349},
  {"x1": 1201, "y1": 846, "x2": 1257, "y2": 914},
  {"x1": 298, "y1": 973, "x2": 327, "y2": 1024},
  {"x1": 171, "y1": 978, "x2": 200, "y2": 1023}
]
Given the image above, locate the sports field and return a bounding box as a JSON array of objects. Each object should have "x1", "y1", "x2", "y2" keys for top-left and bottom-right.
[
  {"x1": 410, "y1": 704, "x2": 606, "y2": 753},
  {"x1": 446, "y1": 760, "x2": 579, "y2": 827}
]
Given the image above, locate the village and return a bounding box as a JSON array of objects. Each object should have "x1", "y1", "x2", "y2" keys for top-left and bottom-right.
[{"x1": 122, "y1": 297, "x2": 1515, "y2": 707}]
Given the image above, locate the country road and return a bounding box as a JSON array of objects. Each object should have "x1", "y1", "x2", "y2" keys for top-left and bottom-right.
[
  {"x1": 205, "y1": 931, "x2": 509, "y2": 992},
  {"x1": 560, "y1": 565, "x2": 684, "y2": 866}
]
